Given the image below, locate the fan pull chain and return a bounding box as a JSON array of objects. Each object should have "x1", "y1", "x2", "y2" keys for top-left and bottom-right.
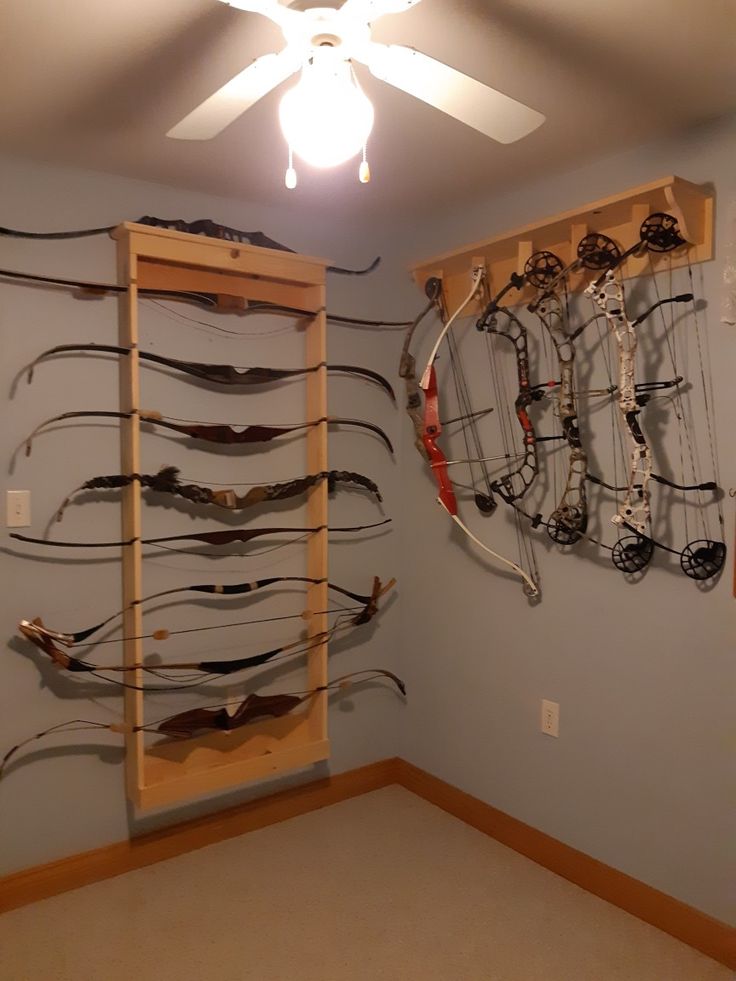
[
  {"x1": 285, "y1": 146, "x2": 297, "y2": 190},
  {"x1": 359, "y1": 144, "x2": 371, "y2": 184}
]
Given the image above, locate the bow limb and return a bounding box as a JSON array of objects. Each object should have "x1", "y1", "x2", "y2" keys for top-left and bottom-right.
[
  {"x1": 443, "y1": 506, "x2": 539, "y2": 597},
  {"x1": 419, "y1": 269, "x2": 484, "y2": 391}
]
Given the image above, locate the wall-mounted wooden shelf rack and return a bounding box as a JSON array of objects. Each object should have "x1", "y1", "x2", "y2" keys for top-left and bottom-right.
[
  {"x1": 410, "y1": 176, "x2": 714, "y2": 314},
  {"x1": 112, "y1": 222, "x2": 331, "y2": 810}
]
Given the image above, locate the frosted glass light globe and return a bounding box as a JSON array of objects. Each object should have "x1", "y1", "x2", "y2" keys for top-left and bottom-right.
[{"x1": 279, "y1": 53, "x2": 374, "y2": 169}]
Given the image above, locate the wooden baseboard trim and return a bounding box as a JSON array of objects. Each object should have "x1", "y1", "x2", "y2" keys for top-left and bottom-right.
[
  {"x1": 394, "y1": 759, "x2": 736, "y2": 970},
  {"x1": 0, "y1": 756, "x2": 400, "y2": 915}
]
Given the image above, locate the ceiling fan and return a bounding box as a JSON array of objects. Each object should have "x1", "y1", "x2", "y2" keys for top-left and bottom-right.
[{"x1": 168, "y1": 0, "x2": 545, "y2": 185}]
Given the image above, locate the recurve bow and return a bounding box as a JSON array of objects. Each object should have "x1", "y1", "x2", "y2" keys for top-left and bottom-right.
[
  {"x1": 18, "y1": 576, "x2": 396, "y2": 690},
  {"x1": 23, "y1": 410, "x2": 393, "y2": 455},
  {"x1": 0, "y1": 216, "x2": 380, "y2": 276},
  {"x1": 21, "y1": 575, "x2": 382, "y2": 648},
  {"x1": 27, "y1": 344, "x2": 395, "y2": 401},
  {"x1": 418, "y1": 274, "x2": 540, "y2": 597},
  {"x1": 54, "y1": 467, "x2": 382, "y2": 523},
  {"x1": 9, "y1": 518, "x2": 391, "y2": 552},
  {"x1": 0, "y1": 668, "x2": 406, "y2": 780}
]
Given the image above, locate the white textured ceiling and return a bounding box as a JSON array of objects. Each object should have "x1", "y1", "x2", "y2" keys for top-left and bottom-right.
[{"x1": 2, "y1": 0, "x2": 735, "y2": 219}]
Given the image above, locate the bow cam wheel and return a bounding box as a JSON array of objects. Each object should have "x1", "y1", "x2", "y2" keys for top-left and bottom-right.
[
  {"x1": 639, "y1": 212, "x2": 685, "y2": 253},
  {"x1": 547, "y1": 506, "x2": 586, "y2": 545},
  {"x1": 577, "y1": 233, "x2": 621, "y2": 270},
  {"x1": 524, "y1": 251, "x2": 564, "y2": 289},
  {"x1": 611, "y1": 533, "x2": 654, "y2": 573},
  {"x1": 680, "y1": 540, "x2": 726, "y2": 581},
  {"x1": 474, "y1": 492, "x2": 497, "y2": 514}
]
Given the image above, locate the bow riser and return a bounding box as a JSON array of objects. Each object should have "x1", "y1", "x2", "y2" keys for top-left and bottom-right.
[{"x1": 585, "y1": 270, "x2": 653, "y2": 536}]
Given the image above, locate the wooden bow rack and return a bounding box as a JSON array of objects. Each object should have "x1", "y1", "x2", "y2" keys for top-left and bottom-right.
[
  {"x1": 410, "y1": 176, "x2": 714, "y2": 314},
  {"x1": 113, "y1": 222, "x2": 331, "y2": 810}
]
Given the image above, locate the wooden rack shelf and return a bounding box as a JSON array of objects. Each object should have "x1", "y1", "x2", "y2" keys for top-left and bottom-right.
[
  {"x1": 410, "y1": 176, "x2": 714, "y2": 314},
  {"x1": 112, "y1": 222, "x2": 331, "y2": 810}
]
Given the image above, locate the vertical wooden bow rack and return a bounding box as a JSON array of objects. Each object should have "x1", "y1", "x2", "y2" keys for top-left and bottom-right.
[{"x1": 112, "y1": 222, "x2": 331, "y2": 810}]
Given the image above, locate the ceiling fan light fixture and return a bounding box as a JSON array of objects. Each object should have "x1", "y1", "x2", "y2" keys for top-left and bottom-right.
[{"x1": 278, "y1": 50, "x2": 374, "y2": 169}]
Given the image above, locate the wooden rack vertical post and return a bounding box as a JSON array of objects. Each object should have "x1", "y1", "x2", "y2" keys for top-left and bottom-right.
[
  {"x1": 116, "y1": 243, "x2": 145, "y2": 801},
  {"x1": 113, "y1": 222, "x2": 332, "y2": 810},
  {"x1": 304, "y1": 291, "x2": 329, "y2": 742}
]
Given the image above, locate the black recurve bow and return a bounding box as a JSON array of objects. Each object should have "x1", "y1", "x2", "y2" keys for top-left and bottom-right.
[
  {"x1": 26, "y1": 344, "x2": 395, "y2": 402},
  {"x1": 9, "y1": 518, "x2": 392, "y2": 552},
  {"x1": 21, "y1": 575, "x2": 383, "y2": 648},
  {"x1": 18, "y1": 576, "x2": 396, "y2": 690},
  {"x1": 23, "y1": 410, "x2": 394, "y2": 455},
  {"x1": 0, "y1": 668, "x2": 406, "y2": 779},
  {"x1": 54, "y1": 467, "x2": 382, "y2": 522},
  {"x1": 0, "y1": 267, "x2": 413, "y2": 327},
  {"x1": 0, "y1": 216, "x2": 380, "y2": 276}
]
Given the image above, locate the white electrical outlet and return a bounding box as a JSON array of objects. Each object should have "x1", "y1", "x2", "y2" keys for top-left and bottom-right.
[
  {"x1": 6, "y1": 490, "x2": 31, "y2": 528},
  {"x1": 540, "y1": 699, "x2": 559, "y2": 737}
]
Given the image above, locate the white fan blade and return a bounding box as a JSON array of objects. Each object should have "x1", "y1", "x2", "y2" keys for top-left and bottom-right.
[
  {"x1": 216, "y1": 0, "x2": 298, "y2": 31},
  {"x1": 167, "y1": 49, "x2": 301, "y2": 140},
  {"x1": 337, "y1": 0, "x2": 423, "y2": 21},
  {"x1": 361, "y1": 43, "x2": 545, "y2": 144}
]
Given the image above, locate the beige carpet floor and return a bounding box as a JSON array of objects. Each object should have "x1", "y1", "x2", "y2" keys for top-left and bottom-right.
[{"x1": 0, "y1": 786, "x2": 729, "y2": 981}]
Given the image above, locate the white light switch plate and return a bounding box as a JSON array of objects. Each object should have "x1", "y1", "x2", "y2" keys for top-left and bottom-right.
[
  {"x1": 6, "y1": 490, "x2": 31, "y2": 528},
  {"x1": 541, "y1": 699, "x2": 559, "y2": 737}
]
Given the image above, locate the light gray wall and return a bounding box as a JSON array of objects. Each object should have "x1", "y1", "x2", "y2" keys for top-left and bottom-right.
[
  {"x1": 0, "y1": 154, "x2": 415, "y2": 871},
  {"x1": 395, "y1": 113, "x2": 736, "y2": 925}
]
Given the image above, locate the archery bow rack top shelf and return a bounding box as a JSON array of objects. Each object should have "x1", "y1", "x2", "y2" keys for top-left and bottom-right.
[
  {"x1": 411, "y1": 176, "x2": 714, "y2": 311},
  {"x1": 113, "y1": 222, "x2": 331, "y2": 810}
]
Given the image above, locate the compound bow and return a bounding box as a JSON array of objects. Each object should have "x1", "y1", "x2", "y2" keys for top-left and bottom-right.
[{"x1": 583, "y1": 214, "x2": 726, "y2": 580}]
